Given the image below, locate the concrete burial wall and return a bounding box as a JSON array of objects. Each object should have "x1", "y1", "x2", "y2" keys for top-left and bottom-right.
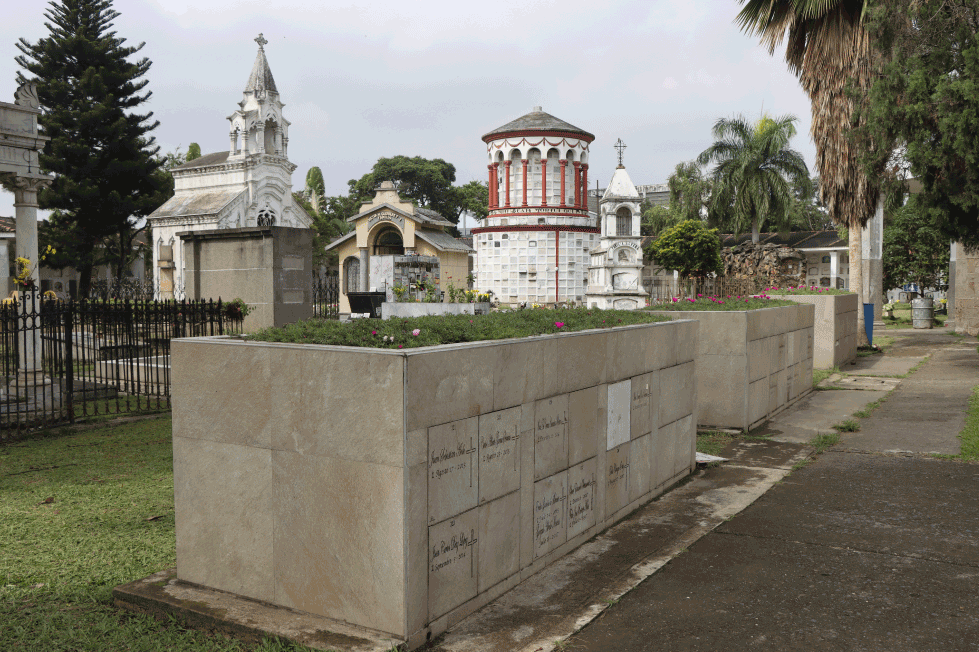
[
  {"x1": 170, "y1": 319, "x2": 698, "y2": 648},
  {"x1": 649, "y1": 304, "x2": 815, "y2": 431},
  {"x1": 766, "y1": 293, "x2": 857, "y2": 369}
]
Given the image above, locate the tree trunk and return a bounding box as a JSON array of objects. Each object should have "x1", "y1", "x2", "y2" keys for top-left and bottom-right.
[
  {"x1": 850, "y1": 221, "x2": 866, "y2": 346},
  {"x1": 752, "y1": 220, "x2": 760, "y2": 244}
]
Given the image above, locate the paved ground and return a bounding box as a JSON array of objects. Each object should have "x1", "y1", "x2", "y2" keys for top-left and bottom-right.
[{"x1": 566, "y1": 329, "x2": 979, "y2": 652}]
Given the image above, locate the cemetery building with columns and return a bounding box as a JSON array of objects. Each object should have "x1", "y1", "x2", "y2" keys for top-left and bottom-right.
[
  {"x1": 473, "y1": 107, "x2": 599, "y2": 306},
  {"x1": 146, "y1": 34, "x2": 311, "y2": 299}
]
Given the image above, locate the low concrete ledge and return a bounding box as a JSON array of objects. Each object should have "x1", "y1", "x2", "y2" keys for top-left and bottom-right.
[{"x1": 112, "y1": 568, "x2": 401, "y2": 652}]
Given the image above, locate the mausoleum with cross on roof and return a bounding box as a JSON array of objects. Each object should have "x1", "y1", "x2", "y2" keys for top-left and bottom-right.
[
  {"x1": 472, "y1": 107, "x2": 599, "y2": 307},
  {"x1": 147, "y1": 34, "x2": 312, "y2": 300}
]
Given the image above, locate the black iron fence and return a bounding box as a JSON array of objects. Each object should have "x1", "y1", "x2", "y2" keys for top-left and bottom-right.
[
  {"x1": 1, "y1": 296, "x2": 242, "y2": 439},
  {"x1": 313, "y1": 272, "x2": 340, "y2": 320}
]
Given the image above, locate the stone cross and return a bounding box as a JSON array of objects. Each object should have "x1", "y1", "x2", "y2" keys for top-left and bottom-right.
[
  {"x1": 255, "y1": 33, "x2": 268, "y2": 50},
  {"x1": 614, "y1": 138, "x2": 626, "y2": 167}
]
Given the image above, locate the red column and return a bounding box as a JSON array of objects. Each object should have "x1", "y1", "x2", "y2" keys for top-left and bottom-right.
[
  {"x1": 581, "y1": 164, "x2": 589, "y2": 211},
  {"x1": 492, "y1": 163, "x2": 500, "y2": 209},
  {"x1": 559, "y1": 160, "x2": 567, "y2": 208},
  {"x1": 573, "y1": 161, "x2": 581, "y2": 209},
  {"x1": 504, "y1": 160, "x2": 511, "y2": 207},
  {"x1": 541, "y1": 159, "x2": 548, "y2": 207},
  {"x1": 487, "y1": 164, "x2": 495, "y2": 209},
  {"x1": 521, "y1": 159, "x2": 529, "y2": 207}
]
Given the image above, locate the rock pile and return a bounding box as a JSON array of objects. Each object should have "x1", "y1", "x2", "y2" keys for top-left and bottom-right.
[{"x1": 722, "y1": 242, "x2": 806, "y2": 285}]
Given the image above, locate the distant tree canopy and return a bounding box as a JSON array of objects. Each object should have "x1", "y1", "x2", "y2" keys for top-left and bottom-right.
[
  {"x1": 186, "y1": 142, "x2": 201, "y2": 162},
  {"x1": 348, "y1": 156, "x2": 488, "y2": 224}
]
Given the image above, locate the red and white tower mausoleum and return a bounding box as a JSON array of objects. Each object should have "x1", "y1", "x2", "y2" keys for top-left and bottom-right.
[{"x1": 473, "y1": 107, "x2": 598, "y2": 306}]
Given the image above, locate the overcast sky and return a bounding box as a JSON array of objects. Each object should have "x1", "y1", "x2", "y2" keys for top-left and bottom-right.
[{"x1": 1, "y1": 0, "x2": 816, "y2": 228}]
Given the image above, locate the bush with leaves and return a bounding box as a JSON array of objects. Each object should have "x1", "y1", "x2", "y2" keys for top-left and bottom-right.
[
  {"x1": 645, "y1": 220, "x2": 723, "y2": 281},
  {"x1": 882, "y1": 195, "x2": 949, "y2": 298}
]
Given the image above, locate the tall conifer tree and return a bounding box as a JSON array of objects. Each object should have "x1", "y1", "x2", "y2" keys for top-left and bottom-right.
[{"x1": 16, "y1": 0, "x2": 170, "y2": 294}]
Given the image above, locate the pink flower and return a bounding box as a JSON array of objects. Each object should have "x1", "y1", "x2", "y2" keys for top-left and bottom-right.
[
  {"x1": 398, "y1": 344, "x2": 404, "y2": 349},
  {"x1": 371, "y1": 330, "x2": 377, "y2": 335},
  {"x1": 555, "y1": 321, "x2": 565, "y2": 328},
  {"x1": 412, "y1": 329, "x2": 420, "y2": 336}
]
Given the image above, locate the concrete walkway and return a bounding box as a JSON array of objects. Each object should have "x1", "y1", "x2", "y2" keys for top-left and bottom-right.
[{"x1": 564, "y1": 329, "x2": 979, "y2": 651}]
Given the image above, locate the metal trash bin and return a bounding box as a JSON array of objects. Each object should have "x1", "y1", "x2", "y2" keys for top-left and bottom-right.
[{"x1": 911, "y1": 297, "x2": 934, "y2": 329}]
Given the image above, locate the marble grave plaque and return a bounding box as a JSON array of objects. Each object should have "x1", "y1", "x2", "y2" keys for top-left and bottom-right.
[
  {"x1": 428, "y1": 417, "x2": 478, "y2": 525},
  {"x1": 534, "y1": 395, "x2": 569, "y2": 481},
  {"x1": 607, "y1": 380, "x2": 631, "y2": 450},
  {"x1": 567, "y1": 457, "x2": 597, "y2": 540},
  {"x1": 533, "y1": 471, "x2": 568, "y2": 559},
  {"x1": 478, "y1": 407, "x2": 521, "y2": 503},
  {"x1": 428, "y1": 508, "x2": 479, "y2": 618}
]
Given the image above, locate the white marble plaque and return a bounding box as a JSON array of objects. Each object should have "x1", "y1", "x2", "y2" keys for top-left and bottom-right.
[
  {"x1": 478, "y1": 407, "x2": 521, "y2": 503},
  {"x1": 533, "y1": 471, "x2": 568, "y2": 559},
  {"x1": 567, "y1": 458, "x2": 597, "y2": 540},
  {"x1": 630, "y1": 373, "x2": 653, "y2": 439},
  {"x1": 607, "y1": 380, "x2": 631, "y2": 450},
  {"x1": 428, "y1": 417, "x2": 478, "y2": 525},
  {"x1": 428, "y1": 508, "x2": 478, "y2": 618},
  {"x1": 534, "y1": 395, "x2": 569, "y2": 481}
]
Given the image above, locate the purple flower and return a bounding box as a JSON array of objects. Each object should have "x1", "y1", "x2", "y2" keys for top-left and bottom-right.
[
  {"x1": 555, "y1": 321, "x2": 565, "y2": 329},
  {"x1": 412, "y1": 329, "x2": 421, "y2": 336}
]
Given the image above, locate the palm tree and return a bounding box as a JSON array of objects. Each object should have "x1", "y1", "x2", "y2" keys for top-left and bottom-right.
[
  {"x1": 736, "y1": 0, "x2": 885, "y2": 343},
  {"x1": 697, "y1": 114, "x2": 811, "y2": 244}
]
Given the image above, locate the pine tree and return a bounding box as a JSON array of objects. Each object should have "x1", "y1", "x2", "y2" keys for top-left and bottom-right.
[{"x1": 16, "y1": 0, "x2": 171, "y2": 294}]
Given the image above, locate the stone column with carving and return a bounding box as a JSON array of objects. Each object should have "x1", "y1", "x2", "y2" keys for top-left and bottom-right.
[{"x1": 359, "y1": 247, "x2": 369, "y2": 293}]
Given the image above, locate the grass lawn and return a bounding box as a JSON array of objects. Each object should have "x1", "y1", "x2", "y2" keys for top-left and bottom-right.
[
  {"x1": 0, "y1": 417, "x2": 315, "y2": 652},
  {"x1": 696, "y1": 429, "x2": 772, "y2": 457}
]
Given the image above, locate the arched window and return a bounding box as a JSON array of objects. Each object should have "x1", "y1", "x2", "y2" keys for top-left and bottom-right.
[
  {"x1": 616, "y1": 207, "x2": 631, "y2": 236},
  {"x1": 528, "y1": 148, "x2": 542, "y2": 205},
  {"x1": 565, "y1": 150, "x2": 576, "y2": 206},
  {"x1": 373, "y1": 228, "x2": 404, "y2": 255},
  {"x1": 343, "y1": 256, "x2": 360, "y2": 294},
  {"x1": 546, "y1": 149, "x2": 560, "y2": 205},
  {"x1": 510, "y1": 150, "x2": 522, "y2": 207}
]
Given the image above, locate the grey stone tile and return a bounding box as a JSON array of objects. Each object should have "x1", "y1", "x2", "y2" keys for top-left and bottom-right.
[
  {"x1": 660, "y1": 361, "x2": 695, "y2": 427},
  {"x1": 478, "y1": 407, "x2": 521, "y2": 504},
  {"x1": 533, "y1": 394, "x2": 569, "y2": 481},
  {"x1": 629, "y1": 433, "x2": 652, "y2": 502},
  {"x1": 630, "y1": 373, "x2": 653, "y2": 439},
  {"x1": 557, "y1": 332, "x2": 608, "y2": 394},
  {"x1": 174, "y1": 436, "x2": 274, "y2": 603},
  {"x1": 272, "y1": 450, "x2": 405, "y2": 636},
  {"x1": 272, "y1": 347, "x2": 404, "y2": 466},
  {"x1": 407, "y1": 462, "x2": 428, "y2": 634},
  {"x1": 493, "y1": 338, "x2": 558, "y2": 411},
  {"x1": 605, "y1": 442, "x2": 631, "y2": 516},
  {"x1": 568, "y1": 385, "x2": 601, "y2": 467},
  {"x1": 428, "y1": 507, "x2": 478, "y2": 619},
  {"x1": 172, "y1": 341, "x2": 272, "y2": 448},
  {"x1": 567, "y1": 457, "x2": 598, "y2": 540},
  {"x1": 428, "y1": 417, "x2": 479, "y2": 526},
  {"x1": 406, "y1": 345, "x2": 495, "y2": 430},
  {"x1": 477, "y1": 491, "x2": 520, "y2": 593},
  {"x1": 533, "y1": 471, "x2": 568, "y2": 559}
]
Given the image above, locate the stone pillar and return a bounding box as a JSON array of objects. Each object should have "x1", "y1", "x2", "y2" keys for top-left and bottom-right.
[
  {"x1": 358, "y1": 247, "x2": 369, "y2": 293},
  {"x1": 521, "y1": 159, "x2": 528, "y2": 207},
  {"x1": 559, "y1": 160, "x2": 567, "y2": 208},
  {"x1": 947, "y1": 241, "x2": 956, "y2": 330},
  {"x1": 862, "y1": 198, "x2": 885, "y2": 328},
  {"x1": 230, "y1": 131, "x2": 238, "y2": 156},
  {"x1": 12, "y1": 177, "x2": 46, "y2": 377},
  {"x1": 504, "y1": 161, "x2": 512, "y2": 208},
  {"x1": 830, "y1": 251, "x2": 839, "y2": 289},
  {"x1": 952, "y1": 242, "x2": 979, "y2": 335},
  {"x1": 0, "y1": 240, "x2": 9, "y2": 295},
  {"x1": 487, "y1": 164, "x2": 495, "y2": 209}
]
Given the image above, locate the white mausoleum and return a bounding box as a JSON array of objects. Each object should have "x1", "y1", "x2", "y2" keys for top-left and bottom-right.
[
  {"x1": 473, "y1": 107, "x2": 598, "y2": 306},
  {"x1": 147, "y1": 34, "x2": 312, "y2": 299},
  {"x1": 586, "y1": 144, "x2": 648, "y2": 309}
]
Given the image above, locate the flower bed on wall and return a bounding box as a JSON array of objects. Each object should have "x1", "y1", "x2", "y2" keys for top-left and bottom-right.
[
  {"x1": 249, "y1": 308, "x2": 672, "y2": 349},
  {"x1": 168, "y1": 316, "x2": 698, "y2": 648},
  {"x1": 647, "y1": 302, "x2": 815, "y2": 431}
]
